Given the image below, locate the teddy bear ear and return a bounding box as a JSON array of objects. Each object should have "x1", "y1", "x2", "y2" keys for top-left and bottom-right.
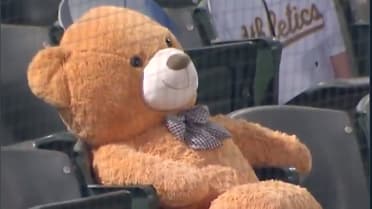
[{"x1": 27, "y1": 46, "x2": 70, "y2": 108}]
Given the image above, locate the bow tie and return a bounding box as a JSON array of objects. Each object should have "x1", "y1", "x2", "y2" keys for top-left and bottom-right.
[{"x1": 165, "y1": 105, "x2": 231, "y2": 150}]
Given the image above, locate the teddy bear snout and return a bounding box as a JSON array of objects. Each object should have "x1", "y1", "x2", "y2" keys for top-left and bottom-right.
[{"x1": 166, "y1": 53, "x2": 191, "y2": 71}]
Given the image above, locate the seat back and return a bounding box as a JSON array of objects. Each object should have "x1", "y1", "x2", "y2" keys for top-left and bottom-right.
[
  {"x1": 0, "y1": 116, "x2": 14, "y2": 145},
  {"x1": 286, "y1": 77, "x2": 370, "y2": 112},
  {"x1": 229, "y1": 105, "x2": 369, "y2": 209},
  {"x1": 6, "y1": 132, "x2": 161, "y2": 209},
  {"x1": 0, "y1": 24, "x2": 65, "y2": 145},
  {"x1": 187, "y1": 38, "x2": 281, "y2": 114},
  {"x1": 0, "y1": 148, "x2": 81, "y2": 209},
  {"x1": 160, "y1": 6, "x2": 208, "y2": 48},
  {"x1": 0, "y1": 0, "x2": 60, "y2": 25}
]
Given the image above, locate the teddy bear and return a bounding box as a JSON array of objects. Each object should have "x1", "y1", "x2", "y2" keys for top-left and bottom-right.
[{"x1": 27, "y1": 6, "x2": 322, "y2": 209}]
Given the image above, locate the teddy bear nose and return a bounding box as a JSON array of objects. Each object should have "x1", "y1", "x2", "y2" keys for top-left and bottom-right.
[{"x1": 166, "y1": 53, "x2": 191, "y2": 70}]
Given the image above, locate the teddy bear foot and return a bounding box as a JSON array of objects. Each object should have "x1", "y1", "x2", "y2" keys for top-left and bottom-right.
[{"x1": 209, "y1": 180, "x2": 322, "y2": 209}]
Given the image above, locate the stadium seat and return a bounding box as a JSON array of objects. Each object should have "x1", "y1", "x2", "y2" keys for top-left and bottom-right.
[
  {"x1": 2, "y1": 135, "x2": 159, "y2": 209},
  {"x1": 356, "y1": 94, "x2": 370, "y2": 147},
  {"x1": 5, "y1": 131, "x2": 297, "y2": 208},
  {"x1": 355, "y1": 94, "x2": 370, "y2": 181},
  {"x1": 188, "y1": 38, "x2": 282, "y2": 114},
  {"x1": 229, "y1": 105, "x2": 369, "y2": 209},
  {"x1": 356, "y1": 94, "x2": 370, "y2": 143},
  {"x1": 286, "y1": 77, "x2": 370, "y2": 112},
  {"x1": 1, "y1": 148, "x2": 82, "y2": 209},
  {"x1": 0, "y1": 0, "x2": 60, "y2": 26},
  {"x1": 0, "y1": 116, "x2": 14, "y2": 145},
  {"x1": 29, "y1": 190, "x2": 132, "y2": 209},
  {"x1": 0, "y1": 24, "x2": 66, "y2": 145},
  {"x1": 157, "y1": 5, "x2": 209, "y2": 47}
]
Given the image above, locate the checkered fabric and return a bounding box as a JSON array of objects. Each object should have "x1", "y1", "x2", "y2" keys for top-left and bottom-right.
[{"x1": 165, "y1": 105, "x2": 231, "y2": 150}]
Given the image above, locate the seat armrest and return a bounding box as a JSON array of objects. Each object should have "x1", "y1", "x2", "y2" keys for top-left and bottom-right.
[
  {"x1": 254, "y1": 167, "x2": 300, "y2": 185},
  {"x1": 29, "y1": 190, "x2": 132, "y2": 209},
  {"x1": 87, "y1": 185, "x2": 159, "y2": 209},
  {"x1": 154, "y1": 0, "x2": 200, "y2": 8}
]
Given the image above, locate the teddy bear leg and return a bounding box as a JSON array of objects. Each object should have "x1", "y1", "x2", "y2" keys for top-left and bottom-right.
[
  {"x1": 211, "y1": 115, "x2": 312, "y2": 174},
  {"x1": 209, "y1": 180, "x2": 322, "y2": 209},
  {"x1": 163, "y1": 165, "x2": 260, "y2": 209}
]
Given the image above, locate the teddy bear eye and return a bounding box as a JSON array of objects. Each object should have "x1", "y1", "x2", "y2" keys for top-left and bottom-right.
[
  {"x1": 130, "y1": 55, "x2": 143, "y2": 68},
  {"x1": 165, "y1": 37, "x2": 173, "y2": 47}
]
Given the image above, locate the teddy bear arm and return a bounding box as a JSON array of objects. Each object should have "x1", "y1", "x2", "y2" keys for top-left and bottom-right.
[
  {"x1": 92, "y1": 144, "x2": 210, "y2": 208},
  {"x1": 211, "y1": 115, "x2": 312, "y2": 174}
]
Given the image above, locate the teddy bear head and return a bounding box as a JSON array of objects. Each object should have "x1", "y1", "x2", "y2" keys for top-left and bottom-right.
[{"x1": 27, "y1": 6, "x2": 199, "y2": 146}]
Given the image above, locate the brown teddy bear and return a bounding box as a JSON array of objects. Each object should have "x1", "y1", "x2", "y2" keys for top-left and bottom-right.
[{"x1": 27, "y1": 6, "x2": 322, "y2": 209}]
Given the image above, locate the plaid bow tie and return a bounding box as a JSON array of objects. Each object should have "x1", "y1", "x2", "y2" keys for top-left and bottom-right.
[{"x1": 165, "y1": 105, "x2": 231, "y2": 150}]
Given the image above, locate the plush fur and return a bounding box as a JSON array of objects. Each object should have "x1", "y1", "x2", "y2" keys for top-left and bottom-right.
[{"x1": 27, "y1": 6, "x2": 321, "y2": 209}]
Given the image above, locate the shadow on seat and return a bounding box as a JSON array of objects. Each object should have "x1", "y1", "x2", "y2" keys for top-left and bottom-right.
[
  {"x1": 229, "y1": 105, "x2": 369, "y2": 209},
  {"x1": 0, "y1": 24, "x2": 65, "y2": 145}
]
